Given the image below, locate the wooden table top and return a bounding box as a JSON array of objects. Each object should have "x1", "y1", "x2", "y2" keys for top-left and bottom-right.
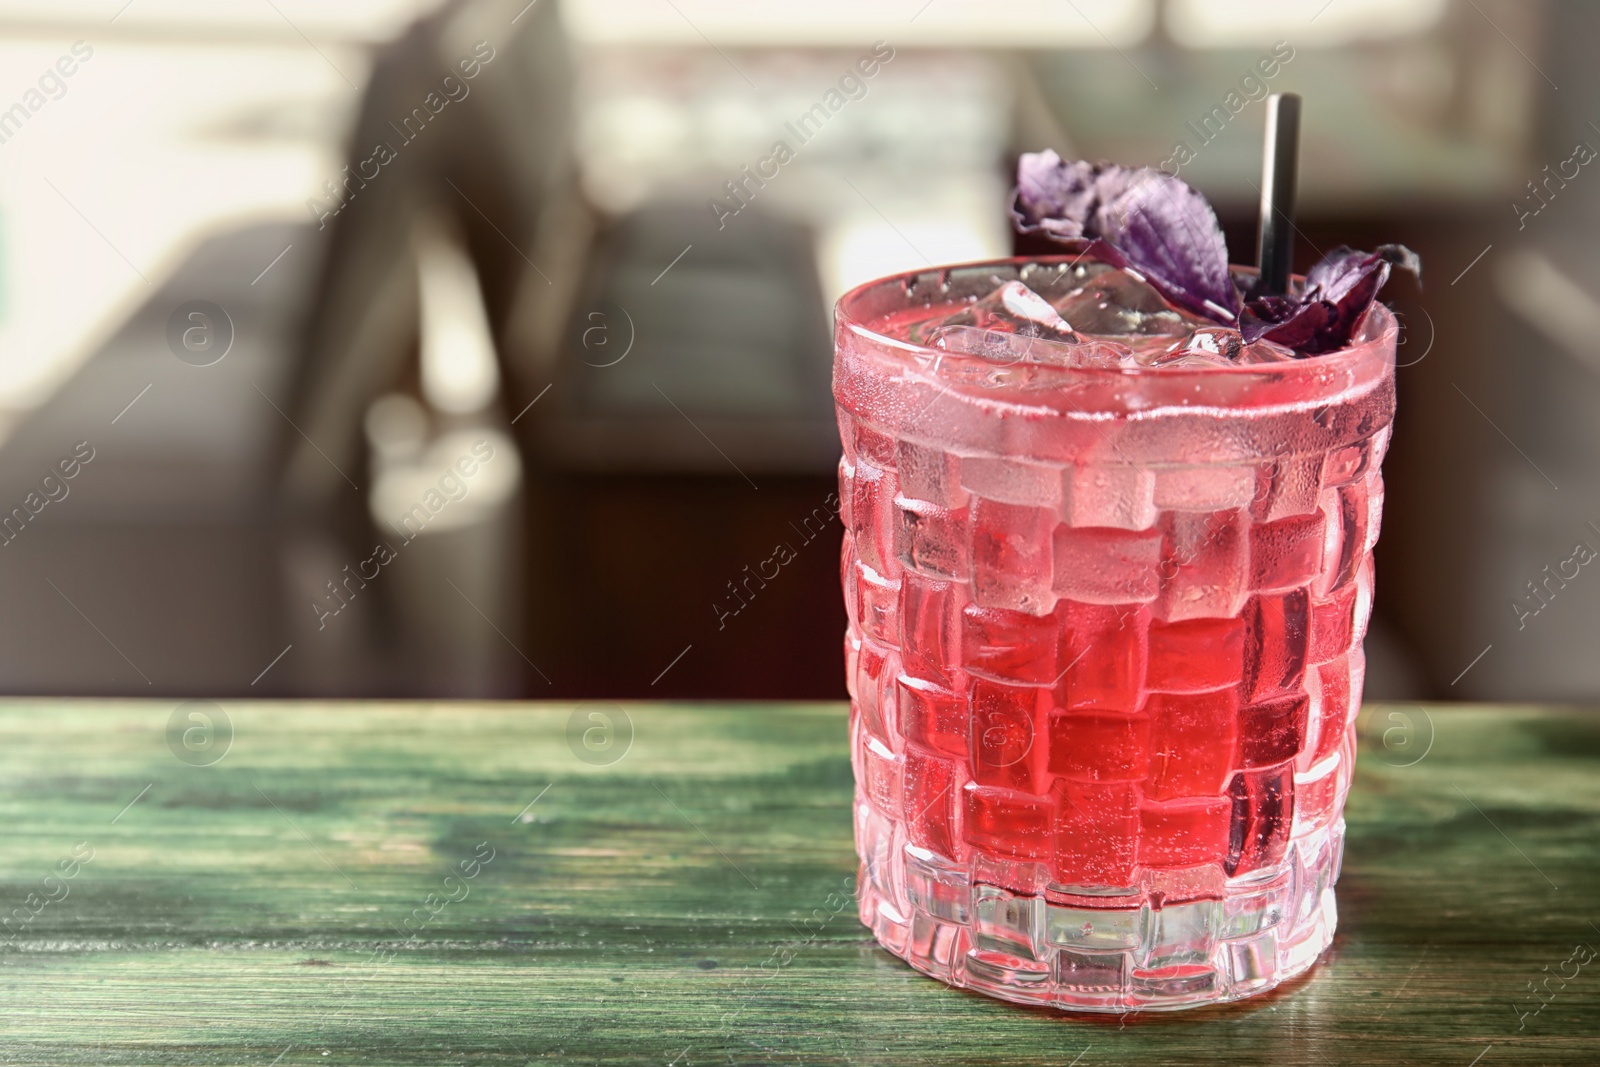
[{"x1": 0, "y1": 701, "x2": 1595, "y2": 1065}]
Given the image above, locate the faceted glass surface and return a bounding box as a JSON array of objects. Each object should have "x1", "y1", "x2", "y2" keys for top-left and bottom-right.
[{"x1": 834, "y1": 256, "x2": 1397, "y2": 1012}]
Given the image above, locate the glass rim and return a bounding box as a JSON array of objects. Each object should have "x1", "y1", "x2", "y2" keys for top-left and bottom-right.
[{"x1": 834, "y1": 254, "x2": 1399, "y2": 383}]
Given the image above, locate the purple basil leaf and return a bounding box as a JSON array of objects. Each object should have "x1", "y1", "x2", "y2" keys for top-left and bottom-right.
[
  {"x1": 1307, "y1": 243, "x2": 1421, "y2": 300},
  {"x1": 1011, "y1": 150, "x2": 1239, "y2": 323},
  {"x1": 1011, "y1": 151, "x2": 1101, "y2": 241},
  {"x1": 1241, "y1": 244, "x2": 1420, "y2": 353},
  {"x1": 1237, "y1": 294, "x2": 1299, "y2": 343},
  {"x1": 1105, "y1": 174, "x2": 1241, "y2": 323}
]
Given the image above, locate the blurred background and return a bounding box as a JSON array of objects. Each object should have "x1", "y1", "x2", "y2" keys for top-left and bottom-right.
[{"x1": 0, "y1": 0, "x2": 1589, "y2": 703}]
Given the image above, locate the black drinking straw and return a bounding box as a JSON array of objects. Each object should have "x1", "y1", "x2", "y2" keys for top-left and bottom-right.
[{"x1": 1256, "y1": 93, "x2": 1302, "y2": 296}]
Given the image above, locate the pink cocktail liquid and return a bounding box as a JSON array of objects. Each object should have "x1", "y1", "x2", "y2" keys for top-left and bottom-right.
[{"x1": 834, "y1": 258, "x2": 1396, "y2": 1011}]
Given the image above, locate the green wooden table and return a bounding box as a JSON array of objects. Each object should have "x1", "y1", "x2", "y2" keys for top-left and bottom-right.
[{"x1": 0, "y1": 701, "x2": 1596, "y2": 1065}]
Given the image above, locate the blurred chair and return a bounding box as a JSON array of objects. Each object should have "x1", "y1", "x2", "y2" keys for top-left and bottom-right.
[
  {"x1": 0, "y1": 0, "x2": 858, "y2": 700},
  {"x1": 0, "y1": 0, "x2": 574, "y2": 696},
  {"x1": 276, "y1": 0, "x2": 574, "y2": 696},
  {"x1": 282, "y1": 0, "x2": 852, "y2": 698}
]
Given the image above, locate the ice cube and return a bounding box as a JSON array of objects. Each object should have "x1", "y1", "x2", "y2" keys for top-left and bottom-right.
[
  {"x1": 909, "y1": 279, "x2": 1131, "y2": 368},
  {"x1": 992, "y1": 280, "x2": 1074, "y2": 335},
  {"x1": 928, "y1": 326, "x2": 1131, "y2": 369},
  {"x1": 1053, "y1": 268, "x2": 1212, "y2": 337},
  {"x1": 1148, "y1": 327, "x2": 1245, "y2": 368},
  {"x1": 1238, "y1": 338, "x2": 1298, "y2": 364},
  {"x1": 1169, "y1": 327, "x2": 1243, "y2": 361},
  {"x1": 909, "y1": 280, "x2": 1076, "y2": 345},
  {"x1": 1120, "y1": 334, "x2": 1188, "y2": 366}
]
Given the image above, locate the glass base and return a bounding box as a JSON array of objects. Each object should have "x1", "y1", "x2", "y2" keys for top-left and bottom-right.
[{"x1": 857, "y1": 813, "x2": 1344, "y2": 1012}]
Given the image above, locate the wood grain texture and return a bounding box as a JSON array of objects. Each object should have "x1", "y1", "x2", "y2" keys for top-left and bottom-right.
[{"x1": 0, "y1": 701, "x2": 1595, "y2": 1065}]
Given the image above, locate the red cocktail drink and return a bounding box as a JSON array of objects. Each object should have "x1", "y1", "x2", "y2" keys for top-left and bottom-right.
[{"x1": 835, "y1": 255, "x2": 1396, "y2": 1010}]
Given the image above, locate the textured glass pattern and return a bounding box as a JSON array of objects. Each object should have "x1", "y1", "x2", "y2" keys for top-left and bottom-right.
[{"x1": 835, "y1": 261, "x2": 1396, "y2": 1012}]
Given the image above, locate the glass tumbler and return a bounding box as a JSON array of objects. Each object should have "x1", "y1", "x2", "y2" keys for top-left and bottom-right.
[{"x1": 834, "y1": 257, "x2": 1396, "y2": 1011}]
